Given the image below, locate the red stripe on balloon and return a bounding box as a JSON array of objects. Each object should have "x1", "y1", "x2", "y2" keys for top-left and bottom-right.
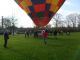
[
  {"x1": 57, "y1": 0, "x2": 64, "y2": 6},
  {"x1": 34, "y1": 4, "x2": 45, "y2": 12}
]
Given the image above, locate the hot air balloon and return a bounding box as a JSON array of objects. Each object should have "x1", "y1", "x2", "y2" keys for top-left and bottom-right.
[{"x1": 15, "y1": 0, "x2": 65, "y2": 27}]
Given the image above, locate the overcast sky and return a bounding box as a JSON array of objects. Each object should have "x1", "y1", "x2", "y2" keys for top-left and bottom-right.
[{"x1": 0, "y1": 0, "x2": 80, "y2": 28}]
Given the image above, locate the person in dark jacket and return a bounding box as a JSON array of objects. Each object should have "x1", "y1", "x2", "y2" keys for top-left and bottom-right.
[
  {"x1": 4, "y1": 30, "x2": 9, "y2": 48},
  {"x1": 25, "y1": 31, "x2": 27, "y2": 38},
  {"x1": 54, "y1": 29, "x2": 57, "y2": 39},
  {"x1": 26, "y1": 31, "x2": 30, "y2": 37}
]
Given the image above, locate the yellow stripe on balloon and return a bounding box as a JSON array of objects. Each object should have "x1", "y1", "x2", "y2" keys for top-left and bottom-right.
[
  {"x1": 53, "y1": 6, "x2": 59, "y2": 13},
  {"x1": 20, "y1": 0, "x2": 30, "y2": 13},
  {"x1": 52, "y1": 0, "x2": 59, "y2": 5},
  {"x1": 20, "y1": 0, "x2": 27, "y2": 7},
  {"x1": 50, "y1": 4, "x2": 59, "y2": 13}
]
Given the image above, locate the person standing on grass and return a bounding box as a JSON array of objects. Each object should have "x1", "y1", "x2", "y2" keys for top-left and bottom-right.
[
  {"x1": 54, "y1": 29, "x2": 57, "y2": 39},
  {"x1": 43, "y1": 29, "x2": 48, "y2": 44},
  {"x1": 34, "y1": 30, "x2": 38, "y2": 38},
  {"x1": 26, "y1": 30, "x2": 29, "y2": 37},
  {"x1": 25, "y1": 31, "x2": 27, "y2": 38},
  {"x1": 4, "y1": 30, "x2": 9, "y2": 48}
]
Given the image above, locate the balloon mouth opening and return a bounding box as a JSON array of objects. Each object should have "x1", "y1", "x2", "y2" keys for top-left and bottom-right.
[{"x1": 33, "y1": 17, "x2": 51, "y2": 27}]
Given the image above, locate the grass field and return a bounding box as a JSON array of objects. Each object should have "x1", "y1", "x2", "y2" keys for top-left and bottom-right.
[{"x1": 0, "y1": 32, "x2": 80, "y2": 60}]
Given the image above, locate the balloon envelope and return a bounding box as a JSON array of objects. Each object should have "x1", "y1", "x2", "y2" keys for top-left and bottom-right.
[{"x1": 15, "y1": 0, "x2": 65, "y2": 27}]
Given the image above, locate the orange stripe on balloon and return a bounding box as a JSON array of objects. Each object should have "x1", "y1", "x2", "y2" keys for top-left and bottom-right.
[
  {"x1": 46, "y1": 0, "x2": 52, "y2": 4},
  {"x1": 25, "y1": 0, "x2": 32, "y2": 6}
]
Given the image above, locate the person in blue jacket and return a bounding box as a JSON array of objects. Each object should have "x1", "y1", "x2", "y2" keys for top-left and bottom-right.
[{"x1": 4, "y1": 30, "x2": 9, "y2": 48}]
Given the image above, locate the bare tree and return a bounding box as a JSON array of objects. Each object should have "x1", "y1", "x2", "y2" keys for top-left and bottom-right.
[
  {"x1": 52, "y1": 13, "x2": 63, "y2": 28},
  {"x1": 66, "y1": 13, "x2": 79, "y2": 28},
  {"x1": 65, "y1": 17, "x2": 72, "y2": 27},
  {"x1": 10, "y1": 16, "x2": 17, "y2": 35},
  {"x1": 77, "y1": 14, "x2": 80, "y2": 28},
  {"x1": 3, "y1": 18, "x2": 11, "y2": 28},
  {"x1": 2, "y1": 16, "x2": 17, "y2": 35}
]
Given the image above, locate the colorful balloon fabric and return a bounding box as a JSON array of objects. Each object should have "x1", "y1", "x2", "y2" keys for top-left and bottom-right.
[{"x1": 15, "y1": 0, "x2": 65, "y2": 27}]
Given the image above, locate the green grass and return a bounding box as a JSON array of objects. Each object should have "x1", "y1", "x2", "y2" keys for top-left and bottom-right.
[{"x1": 0, "y1": 32, "x2": 80, "y2": 60}]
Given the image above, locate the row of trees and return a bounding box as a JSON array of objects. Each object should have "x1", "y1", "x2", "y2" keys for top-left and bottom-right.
[
  {"x1": 0, "y1": 13, "x2": 80, "y2": 35},
  {"x1": 1, "y1": 13, "x2": 80, "y2": 29},
  {"x1": 0, "y1": 16, "x2": 17, "y2": 35},
  {"x1": 0, "y1": 16, "x2": 17, "y2": 28},
  {"x1": 47, "y1": 13, "x2": 80, "y2": 29}
]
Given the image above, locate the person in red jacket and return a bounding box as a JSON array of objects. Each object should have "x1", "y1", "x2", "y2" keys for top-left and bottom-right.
[{"x1": 43, "y1": 29, "x2": 48, "y2": 44}]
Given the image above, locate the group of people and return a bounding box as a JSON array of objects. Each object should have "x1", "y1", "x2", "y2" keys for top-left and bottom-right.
[
  {"x1": 3, "y1": 29, "x2": 48, "y2": 48},
  {"x1": 34, "y1": 29, "x2": 48, "y2": 44},
  {"x1": 25, "y1": 29, "x2": 49, "y2": 44},
  {"x1": 3, "y1": 28, "x2": 71, "y2": 48},
  {"x1": 4, "y1": 28, "x2": 62, "y2": 48},
  {"x1": 25, "y1": 30, "x2": 30, "y2": 38}
]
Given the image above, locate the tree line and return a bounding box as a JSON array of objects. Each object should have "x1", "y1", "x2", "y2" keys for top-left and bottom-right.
[
  {"x1": 47, "y1": 13, "x2": 80, "y2": 32},
  {"x1": 0, "y1": 13, "x2": 80, "y2": 35}
]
